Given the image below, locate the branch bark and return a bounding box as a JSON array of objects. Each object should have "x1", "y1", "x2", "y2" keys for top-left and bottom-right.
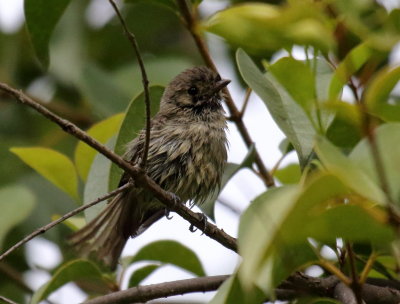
[
  {"x1": 0, "y1": 82, "x2": 238, "y2": 258},
  {"x1": 84, "y1": 275, "x2": 229, "y2": 304}
]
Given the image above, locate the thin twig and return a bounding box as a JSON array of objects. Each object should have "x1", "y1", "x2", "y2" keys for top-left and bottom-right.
[
  {"x1": 359, "y1": 252, "x2": 378, "y2": 285},
  {"x1": 240, "y1": 87, "x2": 252, "y2": 117},
  {"x1": 175, "y1": 0, "x2": 275, "y2": 188},
  {"x1": 0, "y1": 296, "x2": 18, "y2": 304},
  {"x1": 0, "y1": 82, "x2": 238, "y2": 253},
  {"x1": 107, "y1": 0, "x2": 151, "y2": 169},
  {"x1": 84, "y1": 275, "x2": 229, "y2": 304},
  {"x1": 346, "y1": 242, "x2": 363, "y2": 304},
  {"x1": 0, "y1": 181, "x2": 133, "y2": 263}
]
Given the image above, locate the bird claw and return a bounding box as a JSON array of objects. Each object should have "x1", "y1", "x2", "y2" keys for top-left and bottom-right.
[
  {"x1": 167, "y1": 191, "x2": 180, "y2": 206},
  {"x1": 188, "y1": 213, "x2": 208, "y2": 235},
  {"x1": 165, "y1": 209, "x2": 173, "y2": 220}
]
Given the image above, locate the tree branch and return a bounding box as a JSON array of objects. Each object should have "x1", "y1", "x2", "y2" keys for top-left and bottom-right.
[
  {"x1": 175, "y1": 0, "x2": 275, "y2": 188},
  {"x1": 107, "y1": 0, "x2": 151, "y2": 169},
  {"x1": 0, "y1": 181, "x2": 133, "y2": 263},
  {"x1": 84, "y1": 275, "x2": 229, "y2": 304},
  {"x1": 0, "y1": 82, "x2": 237, "y2": 256},
  {"x1": 0, "y1": 296, "x2": 18, "y2": 304}
]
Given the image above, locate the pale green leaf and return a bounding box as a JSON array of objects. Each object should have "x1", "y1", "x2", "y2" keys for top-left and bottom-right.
[
  {"x1": 365, "y1": 66, "x2": 400, "y2": 122},
  {"x1": 315, "y1": 137, "x2": 386, "y2": 204},
  {"x1": 350, "y1": 123, "x2": 400, "y2": 205},
  {"x1": 11, "y1": 147, "x2": 79, "y2": 200},
  {"x1": 127, "y1": 264, "x2": 160, "y2": 287},
  {"x1": 74, "y1": 113, "x2": 124, "y2": 181},
  {"x1": 31, "y1": 259, "x2": 108, "y2": 304},
  {"x1": 123, "y1": 240, "x2": 205, "y2": 277},
  {"x1": 0, "y1": 185, "x2": 35, "y2": 249},
  {"x1": 236, "y1": 48, "x2": 316, "y2": 165}
]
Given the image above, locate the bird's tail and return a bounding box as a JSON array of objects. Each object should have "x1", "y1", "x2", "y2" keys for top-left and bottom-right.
[{"x1": 69, "y1": 191, "x2": 165, "y2": 269}]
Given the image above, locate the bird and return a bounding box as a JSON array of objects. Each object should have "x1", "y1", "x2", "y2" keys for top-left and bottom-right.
[{"x1": 69, "y1": 66, "x2": 230, "y2": 269}]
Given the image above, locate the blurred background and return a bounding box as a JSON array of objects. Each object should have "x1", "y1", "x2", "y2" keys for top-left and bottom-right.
[{"x1": 0, "y1": 0, "x2": 399, "y2": 303}]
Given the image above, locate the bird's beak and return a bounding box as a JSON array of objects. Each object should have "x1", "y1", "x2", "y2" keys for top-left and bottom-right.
[{"x1": 212, "y1": 79, "x2": 231, "y2": 95}]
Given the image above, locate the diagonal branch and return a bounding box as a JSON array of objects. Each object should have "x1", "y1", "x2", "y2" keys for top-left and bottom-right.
[
  {"x1": 0, "y1": 82, "x2": 237, "y2": 256},
  {"x1": 107, "y1": 0, "x2": 151, "y2": 169},
  {"x1": 175, "y1": 0, "x2": 275, "y2": 188},
  {"x1": 0, "y1": 296, "x2": 18, "y2": 304},
  {"x1": 0, "y1": 181, "x2": 133, "y2": 263},
  {"x1": 84, "y1": 275, "x2": 229, "y2": 304}
]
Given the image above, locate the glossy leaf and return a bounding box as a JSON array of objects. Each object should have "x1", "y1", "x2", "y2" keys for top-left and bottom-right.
[
  {"x1": 0, "y1": 185, "x2": 35, "y2": 249},
  {"x1": 10, "y1": 147, "x2": 79, "y2": 200},
  {"x1": 109, "y1": 86, "x2": 164, "y2": 190},
  {"x1": 236, "y1": 48, "x2": 315, "y2": 165},
  {"x1": 199, "y1": 145, "x2": 256, "y2": 220},
  {"x1": 274, "y1": 163, "x2": 301, "y2": 184},
  {"x1": 74, "y1": 113, "x2": 124, "y2": 181},
  {"x1": 365, "y1": 66, "x2": 400, "y2": 121},
  {"x1": 328, "y1": 43, "x2": 373, "y2": 99},
  {"x1": 350, "y1": 123, "x2": 400, "y2": 205},
  {"x1": 24, "y1": 0, "x2": 71, "y2": 67},
  {"x1": 269, "y1": 57, "x2": 316, "y2": 113},
  {"x1": 31, "y1": 259, "x2": 109, "y2": 304},
  {"x1": 83, "y1": 137, "x2": 116, "y2": 222},
  {"x1": 314, "y1": 137, "x2": 385, "y2": 204},
  {"x1": 127, "y1": 264, "x2": 160, "y2": 287},
  {"x1": 204, "y1": 3, "x2": 333, "y2": 54},
  {"x1": 123, "y1": 240, "x2": 205, "y2": 277},
  {"x1": 238, "y1": 173, "x2": 393, "y2": 294}
]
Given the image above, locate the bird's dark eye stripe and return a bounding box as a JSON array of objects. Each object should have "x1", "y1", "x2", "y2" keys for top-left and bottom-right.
[
  {"x1": 188, "y1": 86, "x2": 198, "y2": 96},
  {"x1": 216, "y1": 74, "x2": 221, "y2": 81}
]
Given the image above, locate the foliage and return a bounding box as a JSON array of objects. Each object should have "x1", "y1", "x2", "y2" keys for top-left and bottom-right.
[{"x1": 1, "y1": 0, "x2": 400, "y2": 303}]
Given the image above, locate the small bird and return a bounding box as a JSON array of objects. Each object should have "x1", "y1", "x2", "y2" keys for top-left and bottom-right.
[{"x1": 69, "y1": 67, "x2": 230, "y2": 269}]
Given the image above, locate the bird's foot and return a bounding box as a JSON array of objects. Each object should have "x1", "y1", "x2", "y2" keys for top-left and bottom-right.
[
  {"x1": 189, "y1": 212, "x2": 208, "y2": 235},
  {"x1": 166, "y1": 191, "x2": 180, "y2": 206},
  {"x1": 165, "y1": 208, "x2": 173, "y2": 220}
]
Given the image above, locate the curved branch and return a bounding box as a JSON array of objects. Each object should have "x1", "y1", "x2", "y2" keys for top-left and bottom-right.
[
  {"x1": 107, "y1": 0, "x2": 151, "y2": 169},
  {"x1": 0, "y1": 82, "x2": 237, "y2": 257},
  {"x1": 84, "y1": 275, "x2": 229, "y2": 304}
]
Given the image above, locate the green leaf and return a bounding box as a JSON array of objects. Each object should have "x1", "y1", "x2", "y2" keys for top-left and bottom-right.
[
  {"x1": 10, "y1": 147, "x2": 79, "y2": 200},
  {"x1": 83, "y1": 137, "x2": 116, "y2": 222},
  {"x1": 204, "y1": 3, "x2": 333, "y2": 54},
  {"x1": 274, "y1": 163, "x2": 301, "y2": 184},
  {"x1": 238, "y1": 173, "x2": 393, "y2": 294},
  {"x1": 350, "y1": 123, "x2": 400, "y2": 205},
  {"x1": 0, "y1": 185, "x2": 35, "y2": 249},
  {"x1": 365, "y1": 66, "x2": 400, "y2": 122},
  {"x1": 24, "y1": 0, "x2": 71, "y2": 68},
  {"x1": 199, "y1": 145, "x2": 256, "y2": 220},
  {"x1": 31, "y1": 259, "x2": 109, "y2": 304},
  {"x1": 123, "y1": 240, "x2": 205, "y2": 277},
  {"x1": 269, "y1": 57, "x2": 316, "y2": 113},
  {"x1": 74, "y1": 113, "x2": 124, "y2": 181},
  {"x1": 236, "y1": 48, "x2": 316, "y2": 165},
  {"x1": 109, "y1": 86, "x2": 164, "y2": 190},
  {"x1": 128, "y1": 264, "x2": 160, "y2": 287},
  {"x1": 79, "y1": 64, "x2": 132, "y2": 115},
  {"x1": 314, "y1": 137, "x2": 386, "y2": 204},
  {"x1": 328, "y1": 43, "x2": 373, "y2": 99}
]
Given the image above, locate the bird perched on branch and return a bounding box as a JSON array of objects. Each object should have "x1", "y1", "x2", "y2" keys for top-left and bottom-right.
[{"x1": 69, "y1": 67, "x2": 230, "y2": 269}]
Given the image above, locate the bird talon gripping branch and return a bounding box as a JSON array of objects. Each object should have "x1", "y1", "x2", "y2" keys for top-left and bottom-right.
[{"x1": 165, "y1": 209, "x2": 173, "y2": 220}]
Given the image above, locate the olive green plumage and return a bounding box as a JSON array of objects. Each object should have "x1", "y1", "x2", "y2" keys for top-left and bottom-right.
[{"x1": 70, "y1": 67, "x2": 229, "y2": 269}]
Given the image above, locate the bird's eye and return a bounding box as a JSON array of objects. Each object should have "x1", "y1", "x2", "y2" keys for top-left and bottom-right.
[
  {"x1": 215, "y1": 74, "x2": 221, "y2": 81},
  {"x1": 187, "y1": 86, "x2": 198, "y2": 96}
]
